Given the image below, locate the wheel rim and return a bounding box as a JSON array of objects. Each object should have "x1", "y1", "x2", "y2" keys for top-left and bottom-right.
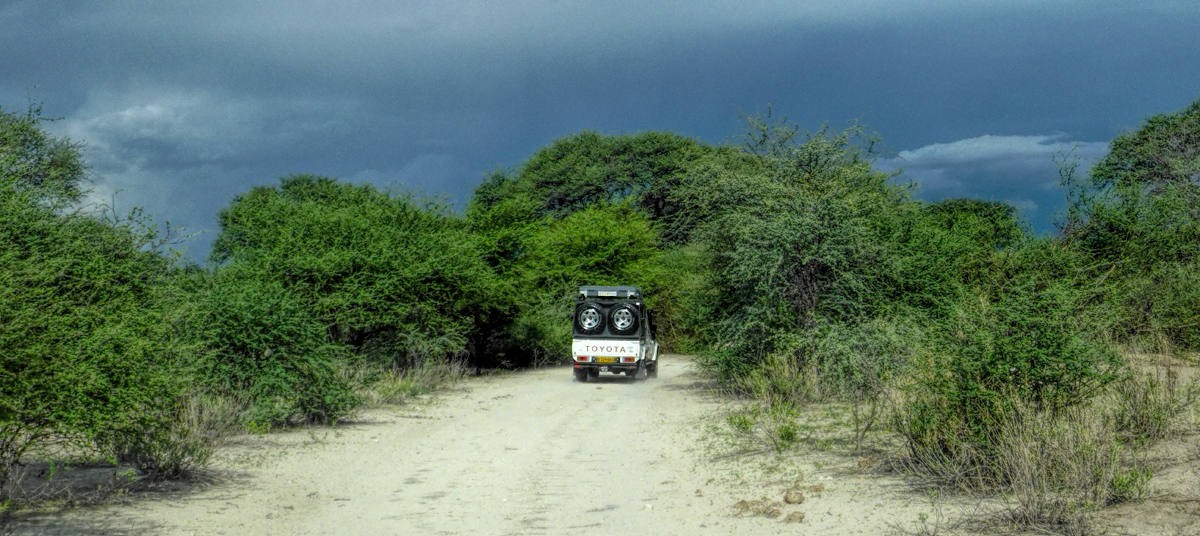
[
  {"x1": 579, "y1": 308, "x2": 601, "y2": 330},
  {"x1": 613, "y1": 308, "x2": 634, "y2": 331}
]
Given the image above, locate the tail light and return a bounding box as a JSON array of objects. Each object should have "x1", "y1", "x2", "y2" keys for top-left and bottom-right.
[
  {"x1": 576, "y1": 356, "x2": 590, "y2": 362},
  {"x1": 622, "y1": 357, "x2": 635, "y2": 363}
]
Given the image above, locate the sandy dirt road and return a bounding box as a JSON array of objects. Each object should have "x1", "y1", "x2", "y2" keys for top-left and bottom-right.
[{"x1": 13, "y1": 355, "x2": 944, "y2": 535}]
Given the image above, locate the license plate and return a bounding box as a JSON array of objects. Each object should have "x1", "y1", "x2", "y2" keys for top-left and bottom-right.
[{"x1": 595, "y1": 357, "x2": 616, "y2": 364}]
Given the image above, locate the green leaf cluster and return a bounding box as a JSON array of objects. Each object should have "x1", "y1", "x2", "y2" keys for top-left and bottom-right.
[
  {"x1": 204, "y1": 175, "x2": 504, "y2": 420},
  {"x1": 1, "y1": 107, "x2": 188, "y2": 491},
  {"x1": 1062, "y1": 98, "x2": 1200, "y2": 347}
]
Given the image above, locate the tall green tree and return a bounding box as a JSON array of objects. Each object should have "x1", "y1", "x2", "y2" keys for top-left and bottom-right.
[
  {"x1": 1, "y1": 107, "x2": 184, "y2": 496},
  {"x1": 1091, "y1": 99, "x2": 1200, "y2": 191},
  {"x1": 211, "y1": 175, "x2": 503, "y2": 371}
]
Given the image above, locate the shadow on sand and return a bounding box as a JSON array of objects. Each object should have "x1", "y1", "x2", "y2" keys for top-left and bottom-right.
[{"x1": 3, "y1": 460, "x2": 254, "y2": 536}]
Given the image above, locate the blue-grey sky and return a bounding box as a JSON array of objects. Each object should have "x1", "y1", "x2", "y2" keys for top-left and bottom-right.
[{"x1": 3, "y1": 1, "x2": 1198, "y2": 258}]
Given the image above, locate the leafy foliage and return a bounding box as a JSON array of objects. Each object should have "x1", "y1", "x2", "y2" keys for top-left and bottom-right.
[
  {"x1": 1060, "y1": 98, "x2": 1200, "y2": 346},
  {"x1": 203, "y1": 175, "x2": 507, "y2": 419},
  {"x1": 212, "y1": 175, "x2": 502, "y2": 368},
  {"x1": 472, "y1": 130, "x2": 724, "y2": 223},
  {"x1": 901, "y1": 241, "x2": 1122, "y2": 457},
  {"x1": 1, "y1": 108, "x2": 188, "y2": 495},
  {"x1": 196, "y1": 272, "x2": 356, "y2": 426},
  {"x1": 514, "y1": 203, "x2": 658, "y2": 290},
  {"x1": 1091, "y1": 99, "x2": 1200, "y2": 191},
  {"x1": 684, "y1": 125, "x2": 911, "y2": 376},
  {"x1": 0, "y1": 106, "x2": 87, "y2": 206}
]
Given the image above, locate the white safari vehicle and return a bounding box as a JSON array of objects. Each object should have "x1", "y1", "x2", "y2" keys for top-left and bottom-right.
[{"x1": 571, "y1": 285, "x2": 659, "y2": 382}]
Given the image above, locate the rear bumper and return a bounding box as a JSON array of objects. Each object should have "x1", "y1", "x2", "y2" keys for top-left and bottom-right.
[{"x1": 574, "y1": 362, "x2": 640, "y2": 373}]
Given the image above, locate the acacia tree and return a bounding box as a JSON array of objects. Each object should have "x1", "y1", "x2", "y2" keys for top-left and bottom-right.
[
  {"x1": 1, "y1": 108, "x2": 186, "y2": 501},
  {"x1": 1070, "y1": 98, "x2": 1200, "y2": 347},
  {"x1": 209, "y1": 175, "x2": 504, "y2": 385},
  {"x1": 0, "y1": 106, "x2": 87, "y2": 206},
  {"x1": 1091, "y1": 99, "x2": 1200, "y2": 191}
]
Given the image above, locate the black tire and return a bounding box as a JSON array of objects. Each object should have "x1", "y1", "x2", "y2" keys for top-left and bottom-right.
[
  {"x1": 574, "y1": 302, "x2": 606, "y2": 335},
  {"x1": 574, "y1": 368, "x2": 589, "y2": 382},
  {"x1": 609, "y1": 304, "x2": 639, "y2": 336}
]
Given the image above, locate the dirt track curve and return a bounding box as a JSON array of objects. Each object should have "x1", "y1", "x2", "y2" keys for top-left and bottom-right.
[{"x1": 13, "y1": 355, "x2": 941, "y2": 536}]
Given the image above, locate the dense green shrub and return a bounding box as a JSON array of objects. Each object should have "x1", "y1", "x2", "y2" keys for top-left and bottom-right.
[
  {"x1": 204, "y1": 175, "x2": 515, "y2": 418},
  {"x1": 1071, "y1": 181, "x2": 1200, "y2": 272},
  {"x1": 811, "y1": 317, "x2": 923, "y2": 400},
  {"x1": 471, "y1": 131, "x2": 727, "y2": 226},
  {"x1": 887, "y1": 198, "x2": 1025, "y2": 310},
  {"x1": 514, "y1": 203, "x2": 658, "y2": 289},
  {"x1": 1118, "y1": 261, "x2": 1200, "y2": 348},
  {"x1": 212, "y1": 175, "x2": 503, "y2": 369},
  {"x1": 899, "y1": 240, "x2": 1121, "y2": 462},
  {"x1": 1091, "y1": 99, "x2": 1200, "y2": 192},
  {"x1": 0, "y1": 105, "x2": 86, "y2": 205},
  {"x1": 635, "y1": 244, "x2": 714, "y2": 353},
  {"x1": 196, "y1": 272, "x2": 357, "y2": 426},
  {"x1": 1, "y1": 108, "x2": 187, "y2": 494},
  {"x1": 1060, "y1": 98, "x2": 1200, "y2": 350},
  {"x1": 685, "y1": 125, "x2": 913, "y2": 379},
  {"x1": 699, "y1": 191, "x2": 882, "y2": 376}
]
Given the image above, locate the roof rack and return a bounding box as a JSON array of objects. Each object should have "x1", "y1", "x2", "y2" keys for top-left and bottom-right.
[{"x1": 578, "y1": 285, "x2": 642, "y2": 299}]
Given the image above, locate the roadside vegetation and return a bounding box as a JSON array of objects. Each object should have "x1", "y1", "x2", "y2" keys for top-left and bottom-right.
[{"x1": 3, "y1": 98, "x2": 1199, "y2": 532}]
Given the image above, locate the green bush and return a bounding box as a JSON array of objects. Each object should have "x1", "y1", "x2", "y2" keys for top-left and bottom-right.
[
  {"x1": 471, "y1": 130, "x2": 728, "y2": 231},
  {"x1": 212, "y1": 175, "x2": 503, "y2": 369},
  {"x1": 1090, "y1": 98, "x2": 1200, "y2": 192},
  {"x1": 1060, "y1": 98, "x2": 1200, "y2": 350},
  {"x1": 687, "y1": 125, "x2": 911, "y2": 379},
  {"x1": 811, "y1": 317, "x2": 922, "y2": 399},
  {"x1": 505, "y1": 290, "x2": 575, "y2": 366},
  {"x1": 899, "y1": 242, "x2": 1121, "y2": 464},
  {"x1": 635, "y1": 244, "x2": 714, "y2": 353},
  {"x1": 196, "y1": 272, "x2": 358, "y2": 426},
  {"x1": 0, "y1": 105, "x2": 86, "y2": 205},
  {"x1": 1, "y1": 107, "x2": 188, "y2": 494},
  {"x1": 514, "y1": 203, "x2": 659, "y2": 290},
  {"x1": 1118, "y1": 261, "x2": 1200, "y2": 349},
  {"x1": 886, "y1": 198, "x2": 1025, "y2": 314}
]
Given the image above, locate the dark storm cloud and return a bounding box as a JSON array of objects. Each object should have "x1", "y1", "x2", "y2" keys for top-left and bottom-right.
[
  {"x1": 3, "y1": 0, "x2": 1198, "y2": 257},
  {"x1": 877, "y1": 135, "x2": 1110, "y2": 231}
]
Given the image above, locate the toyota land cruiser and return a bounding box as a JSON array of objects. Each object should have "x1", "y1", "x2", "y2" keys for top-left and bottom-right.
[{"x1": 571, "y1": 285, "x2": 659, "y2": 382}]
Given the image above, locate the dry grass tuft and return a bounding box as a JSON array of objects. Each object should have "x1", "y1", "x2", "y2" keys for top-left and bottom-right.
[
  {"x1": 782, "y1": 489, "x2": 801, "y2": 506},
  {"x1": 358, "y1": 358, "x2": 467, "y2": 407},
  {"x1": 733, "y1": 497, "x2": 783, "y2": 518},
  {"x1": 108, "y1": 394, "x2": 245, "y2": 481},
  {"x1": 991, "y1": 404, "x2": 1124, "y2": 534},
  {"x1": 1114, "y1": 363, "x2": 1199, "y2": 445},
  {"x1": 782, "y1": 511, "x2": 806, "y2": 523},
  {"x1": 891, "y1": 361, "x2": 1200, "y2": 535}
]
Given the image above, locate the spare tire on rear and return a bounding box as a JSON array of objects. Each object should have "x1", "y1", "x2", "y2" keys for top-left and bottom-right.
[
  {"x1": 609, "y1": 303, "x2": 639, "y2": 335},
  {"x1": 574, "y1": 302, "x2": 606, "y2": 335}
]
